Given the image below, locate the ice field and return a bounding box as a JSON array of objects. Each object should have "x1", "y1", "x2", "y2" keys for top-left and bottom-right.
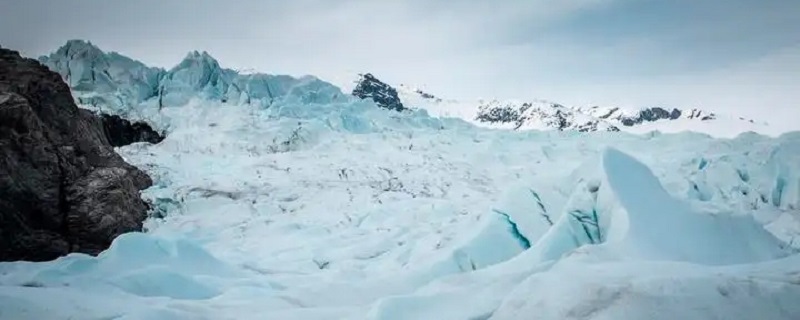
[
  {"x1": 2, "y1": 94, "x2": 800, "y2": 319},
  {"x1": 2, "y1": 40, "x2": 800, "y2": 319}
]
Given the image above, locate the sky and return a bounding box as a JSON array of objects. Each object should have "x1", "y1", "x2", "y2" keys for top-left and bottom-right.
[{"x1": 1, "y1": 0, "x2": 798, "y2": 127}]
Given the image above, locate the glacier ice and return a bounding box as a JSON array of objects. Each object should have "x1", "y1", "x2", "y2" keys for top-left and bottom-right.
[
  {"x1": 2, "y1": 41, "x2": 800, "y2": 319},
  {"x1": 3, "y1": 93, "x2": 798, "y2": 319},
  {"x1": 38, "y1": 40, "x2": 349, "y2": 131},
  {"x1": 600, "y1": 148, "x2": 790, "y2": 265},
  {"x1": 358, "y1": 147, "x2": 798, "y2": 320}
]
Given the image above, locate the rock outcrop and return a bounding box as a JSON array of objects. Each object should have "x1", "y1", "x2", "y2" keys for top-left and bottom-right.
[
  {"x1": 475, "y1": 100, "x2": 621, "y2": 132},
  {"x1": 100, "y1": 113, "x2": 164, "y2": 147},
  {"x1": 0, "y1": 47, "x2": 152, "y2": 261},
  {"x1": 585, "y1": 106, "x2": 717, "y2": 127},
  {"x1": 352, "y1": 73, "x2": 406, "y2": 112}
]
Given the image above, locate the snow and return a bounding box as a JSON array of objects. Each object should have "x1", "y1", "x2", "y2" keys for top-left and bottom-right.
[
  {"x1": 3, "y1": 41, "x2": 799, "y2": 319},
  {"x1": 621, "y1": 116, "x2": 778, "y2": 138},
  {"x1": 3, "y1": 92, "x2": 799, "y2": 318},
  {"x1": 396, "y1": 81, "x2": 782, "y2": 136}
]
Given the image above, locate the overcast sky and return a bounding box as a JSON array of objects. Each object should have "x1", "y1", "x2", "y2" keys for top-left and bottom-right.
[{"x1": 1, "y1": 0, "x2": 798, "y2": 127}]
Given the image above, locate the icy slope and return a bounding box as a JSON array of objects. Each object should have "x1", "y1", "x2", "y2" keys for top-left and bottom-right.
[
  {"x1": 38, "y1": 40, "x2": 164, "y2": 114},
  {"x1": 1, "y1": 90, "x2": 799, "y2": 319},
  {"x1": 39, "y1": 40, "x2": 347, "y2": 124}
]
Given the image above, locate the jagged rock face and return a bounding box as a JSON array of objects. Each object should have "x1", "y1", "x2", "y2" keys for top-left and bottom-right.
[
  {"x1": 475, "y1": 102, "x2": 523, "y2": 125},
  {"x1": 0, "y1": 47, "x2": 152, "y2": 261},
  {"x1": 685, "y1": 108, "x2": 716, "y2": 121},
  {"x1": 352, "y1": 73, "x2": 405, "y2": 111},
  {"x1": 591, "y1": 106, "x2": 717, "y2": 127},
  {"x1": 475, "y1": 100, "x2": 620, "y2": 132},
  {"x1": 619, "y1": 107, "x2": 680, "y2": 126},
  {"x1": 100, "y1": 113, "x2": 164, "y2": 147}
]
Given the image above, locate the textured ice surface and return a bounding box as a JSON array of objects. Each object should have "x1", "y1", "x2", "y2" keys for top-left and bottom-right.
[
  {"x1": 4, "y1": 47, "x2": 800, "y2": 318},
  {"x1": 3, "y1": 96, "x2": 798, "y2": 319},
  {"x1": 38, "y1": 40, "x2": 349, "y2": 131}
]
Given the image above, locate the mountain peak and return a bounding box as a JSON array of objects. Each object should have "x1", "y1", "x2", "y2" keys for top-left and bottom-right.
[
  {"x1": 39, "y1": 41, "x2": 347, "y2": 114},
  {"x1": 351, "y1": 73, "x2": 405, "y2": 112},
  {"x1": 354, "y1": 72, "x2": 766, "y2": 135},
  {"x1": 184, "y1": 50, "x2": 215, "y2": 60},
  {"x1": 62, "y1": 39, "x2": 100, "y2": 51},
  {"x1": 50, "y1": 39, "x2": 105, "y2": 60},
  {"x1": 580, "y1": 105, "x2": 719, "y2": 127},
  {"x1": 174, "y1": 50, "x2": 221, "y2": 71}
]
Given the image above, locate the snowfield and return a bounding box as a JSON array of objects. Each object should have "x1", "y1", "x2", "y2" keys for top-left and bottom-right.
[{"x1": 1, "y1": 95, "x2": 799, "y2": 319}]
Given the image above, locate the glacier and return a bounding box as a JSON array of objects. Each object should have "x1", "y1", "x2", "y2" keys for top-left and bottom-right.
[{"x1": 1, "y1": 41, "x2": 800, "y2": 319}]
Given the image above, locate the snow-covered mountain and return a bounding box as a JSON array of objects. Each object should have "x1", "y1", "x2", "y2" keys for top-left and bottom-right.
[
  {"x1": 40, "y1": 40, "x2": 771, "y2": 138},
  {"x1": 350, "y1": 73, "x2": 771, "y2": 136}
]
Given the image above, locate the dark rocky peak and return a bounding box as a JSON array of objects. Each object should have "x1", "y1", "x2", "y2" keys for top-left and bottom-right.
[
  {"x1": 352, "y1": 73, "x2": 405, "y2": 112},
  {"x1": 100, "y1": 113, "x2": 165, "y2": 147},
  {"x1": 415, "y1": 89, "x2": 437, "y2": 100},
  {"x1": 584, "y1": 105, "x2": 720, "y2": 127},
  {"x1": 399, "y1": 84, "x2": 442, "y2": 102},
  {"x1": 686, "y1": 108, "x2": 716, "y2": 121},
  {"x1": 475, "y1": 100, "x2": 619, "y2": 132},
  {"x1": 618, "y1": 107, "x2": 716, "y2": 126},
  {"x1": 0, "y1": 47, "x2": 152, "y2": 261},
  {"x1": 475, "y1": 101, "x2": 524, "y2": 125},
  {"x1": 620, "y1": 107, "x2": 682, "y2": 126}
]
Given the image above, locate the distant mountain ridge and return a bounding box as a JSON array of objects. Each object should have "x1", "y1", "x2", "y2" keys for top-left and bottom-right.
[
  {"x1": 39, "y1": 40, "x2": 768, "y2": 136},
  {"x1": 349, "y1": 73, "x2": 768, "y2": 135}
]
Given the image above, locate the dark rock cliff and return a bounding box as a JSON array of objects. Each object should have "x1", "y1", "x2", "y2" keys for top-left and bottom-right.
[{"x1": 0, "y1": 47, "x2": 152, "y2": 261}]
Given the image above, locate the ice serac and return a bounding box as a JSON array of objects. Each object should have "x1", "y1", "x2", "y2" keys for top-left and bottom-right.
[
  {"x1": 0, "y1": 47, "x2": 153, "y2": 261},
  {"x1": 40, "y1": 41, "x2": 348, "y2": 122},
  {"x1": 362, "y1": 148, "x2": 796, "y2": 320},
  {"x1": 158, "y1": 51, "x2": 232, "y2": 107},
  {"x1": 598, "y1": 148, "x2": 789, "y2": 265},
  {"x1": 38, "y1": 40, "x2": 164, "y2": 115},
  {"x1": 484, "y1": 149, "x2": 797, "y2": 320},
  {"x1": 522, "y1": 147, "x2": 789, "y2": 266}
]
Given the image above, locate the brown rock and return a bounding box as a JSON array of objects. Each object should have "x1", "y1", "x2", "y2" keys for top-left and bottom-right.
[{"x1": 0, "y1": 47, "x2": 152, "y2": 261}]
